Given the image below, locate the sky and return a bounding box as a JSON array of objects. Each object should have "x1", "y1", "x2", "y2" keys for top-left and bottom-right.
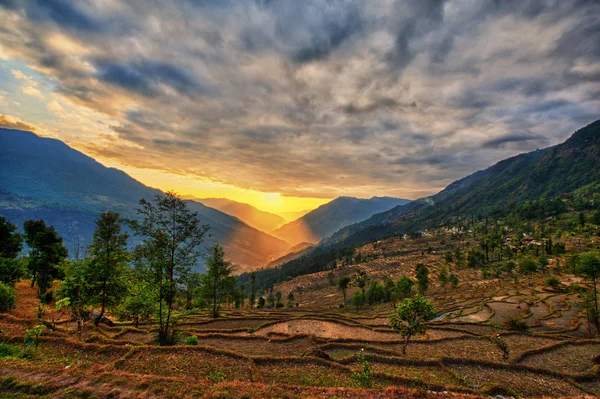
[{"x1": 0, "y1": 0, "x2": 598, "y2": 214}]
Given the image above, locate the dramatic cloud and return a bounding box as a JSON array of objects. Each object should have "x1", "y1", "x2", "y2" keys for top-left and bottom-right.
[
  {"x1": 0, "y1": 114, "x2": 38, "y2": 131},
  {"x1": 0, "y1": 0, "x2": 598, "y2": 200}
]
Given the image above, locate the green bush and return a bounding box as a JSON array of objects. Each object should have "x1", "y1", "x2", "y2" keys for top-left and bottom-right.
[
  {"x1": 545, "y1": 275, "x2": 562, "y2": 290},
  {"x1": 184, "y1": 335, "x2": 199, "y2": 345},
  {"x1": 0, "y1": 343, "x2": 22, "y2": 358},
  {"x1": 0, "y1": 282, "x2": 17, "y2": 313}
]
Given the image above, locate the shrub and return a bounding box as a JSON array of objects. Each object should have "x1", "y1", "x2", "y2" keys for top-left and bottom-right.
[
  {"x1": 351, "y1": 349, "x2": 373, "y2": 388},
  {"x1": 0, "y1": 282, "x2": 16, "y2": 312},
  {"x1": 184, "y1": 335, "x2": 199, "y2": 345},
  {"x1": 506, "y1": 318, "x2": 528, "y2": 331},
  {"x1": 40, "y1": 290, "x2": 53, "y2": 304},
  {"x1": 545, "y1": 275, "x2": 562, "y2": 290},
  {"x1": 0, "y1": 343, "x2": 22, "y2": 358}
]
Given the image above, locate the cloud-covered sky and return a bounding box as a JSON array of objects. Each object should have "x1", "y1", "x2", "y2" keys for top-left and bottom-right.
[{"x1": 0, "y1": 0, "x2": 599, "y2": 210}]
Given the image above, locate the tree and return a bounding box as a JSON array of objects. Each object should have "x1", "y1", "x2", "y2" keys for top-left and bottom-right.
[
  {"x1": 0, "y1": 281, "x2": 17, "y2": 312},
  {"x1": 366, "y1": 281, "x2": 385, "y2": 305},
  {"x1": 579, "y1": 212, "x2": 586, "y2": 228},
  {"x1": 87, "y1": 211, "x2": 130, "y2": 326},
  {"x1": 352, "y1": 291, "x2": 365, "y2": 309},
  {"x1": 519, "y1": 257, "x2": 538, "y2": 281},
  {"x1": 438, "y1": 267, "x2": 449, "y2": 291},
  {"x1": 200, "y1": 244, "x2": 235, "y2": 318},
  {"x1": 266, "y1": 291, "x2": 275, "y2": 308},
  {"x1": 395, "y1": 276, "x2": 414, "y2": 300},
  {"x1": 0, "y1": 217, "x2": 23, "y2": 259},
  {"x1": 129, "y1": 191, "x2": 210, "y2": 345},
  {"x1": 389, "y1": 295, "x2": 436, "y2": 355},
  {"x1": 56, "y1": 259, "x2": 91, "y2": 335},
  {"x1": 180, "y1": 270, "x2": 202, "y2": 309},
  {"x1": 120, "y1": 286, "x2": 156, "y2": 329},
  {"x1": 575, "y1": 253, "x2": 600, "y2": 330},
  {"x1": 24, "y1": 220, "x2": 68, "y2": 296},
  {"x1": 448, "y1": 273, "x2": 459, "y2": 288},
  {"x1": 355, "y1": 271, "x2": 368, "y2": 296},
  {"x1": 286, "y1": 291, "x2": 295, "y2": 307},
  {"x1": 592, "y1": 210, "x2": 600, "y2": 226},
  {"x1": 327, "y1": 271, "x2": 335, "y2": 286},
  {"x1": 249, "y1": 272, "x2": 256, "y2": 308},
  {"x1": 275, "y1": 290, "x2": 283, "y2": 308},
  {"x1": 257, "y1": 296, "x2": 265, "y2": 308},
  {"x1": 415, "y1": 263, "x2": 429, "y2": 294},
  {"x1": 337, "y1": 276, "x2": 351, "y2": 306}
]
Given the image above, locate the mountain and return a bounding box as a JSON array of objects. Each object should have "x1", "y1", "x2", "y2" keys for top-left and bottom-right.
[
  {"x1": 0, "y1": 128, "x2": 289, "y2": 272},
  {"x1": 271, "y1": 196, "x2": 411, "y2": 246},
  {"x1": 279, "y1": 209, "x2": 311, "y2": 222},
  {"x1": 194, "y1": 198, "x2": 286, "y2": 233},
  {"x1": 326, "y1": 119, "x2": 600, "y2": 248},
  {"x1": 265, "y1": 242, "x2": 313, "y2": 269},
  {"x1": 241, "y1": 119, "x2": 600, "y2": 290}
]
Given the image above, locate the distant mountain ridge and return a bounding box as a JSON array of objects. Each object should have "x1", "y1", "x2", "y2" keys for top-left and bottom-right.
[
  {"x1": 194, "y1": 198, "x2": 287, "y2": 233},
  {"x1": 0, "y1": 128, "x2": 289, "y2": 272},
  {"x1": 324, "y1": 119, "x2": 600, "y2": 248},
  {"x1": 245, "y1": 119, "x2": 600, "y2": 290},
  {"x1": 272, "y1": 196, "x2": 411, "y2": 246}
]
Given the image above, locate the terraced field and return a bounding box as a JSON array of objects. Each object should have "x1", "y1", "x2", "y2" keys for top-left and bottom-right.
[
  {"x1": 1, "y1": 232, "x2": 599, "y2": 398},
  {"x1": 1, "y1": 291, "x2": 599, "y2": 398}
]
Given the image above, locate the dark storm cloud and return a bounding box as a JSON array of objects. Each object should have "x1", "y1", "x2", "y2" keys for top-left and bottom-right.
[
  {"x1": 26, "y1": 0, "x2": 102, "y2": 32},
  {"x1": 0, "y1": 0, "x2": 599, "y2": 199}
]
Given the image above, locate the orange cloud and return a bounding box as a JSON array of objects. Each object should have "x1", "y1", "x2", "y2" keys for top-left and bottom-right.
[{"x1": 0, "y1": 114, "x2": 38, "y2": 132}]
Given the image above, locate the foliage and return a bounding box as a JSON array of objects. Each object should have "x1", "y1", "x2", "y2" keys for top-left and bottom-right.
[
  {"x1": 355, "y1": 271, "x2": 368, "y2": 295},
  {"x1": 415, "y1": 263, "x2": 429, "y2": 294},
  {"x1": 506, "y1": 318, "x2": 528, "y2": 332},
  {"x1": 237, "y1": 246, "x2": 355, "y2": 294},
  {"x1": 55, "y1": 259, "x2": 91, "y2": 335},
  {"x1": 24, "y1": 219, "x2": 68, "y2": 296},
  {"x1": 448, "y1": 273, "x2": 459, "y2": 288},
  {"x1": 519, "y1": 257, "x2": 538, "y2": 277},
  {"x1": 257, "y1": 296, "x2": 265, "y2": 308},
  {"x1": 516, "y1": 197, "x2": 568, "y2": 220},
  {"x1": 351, "y1": 349, "x2": 373, "y2": 388},
  {"x1": 286, "y1": 291, "x2": 295, "y2": 307},
  {"x1": 184, "y1": 335, "x2": 199, "y2": 345},
  {"x1": 248, "y1": 272, "x2": 257, "y2": 308},
  {"x1": 545, "y1": 275, "x2": 561, "y2": 290},
  {"x1": 337, "y1": 276, "x2": 351, "y2": 306},
  {"x1": 0, "y1": 282, "x2": 17, "y2": 312},
  {"x1": 574, "y1": 253, "x2": 600, "y2": 329},
  {"x1": 389, "y1": 295, "x2": 436, "y2": 355},
  {"x1": 366, "y1": 281, "x2": 385, "y2": 305},
  {"x1": 438, "y1": 267, "x2": 449, "y2": 290},
  {"x1": 395, "y1": 276, "x2": 414, "y2": 300},
  {"x1": 87, "y1": 211, "x2": 130, "y2": 326},
  {"x1": 352, "y1": 291, "x2": 365, "y2": 309},
  {"x1": 0, "y1": 258, "x2": 27, "y2": 286},
  {"x1": 129, "y1": 191, "x2": 210, "y2": 345},
  {"x1": 0, "y1": 343, "x2": 26, "y2": 359},
  {"x1": 200, "y1": 244, "x2": 235, "y2": 318},
  {"x1": 24, "y1": 324, "x2": 46, "y2": 352},
  {"x1": 0, "y1": 216, "x2": 23, "y2": 259}
]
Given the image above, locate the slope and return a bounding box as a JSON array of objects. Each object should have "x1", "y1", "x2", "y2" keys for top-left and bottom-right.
[
  {"x1": 0, "y1": 128, "x2": 289, "y2": 272},
  {"x1": 195, "y1": 197, "x2": 286, "y2": 233},
  {"x1": 271, "y1": 196, "x2": 411, "y2": 246}
]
